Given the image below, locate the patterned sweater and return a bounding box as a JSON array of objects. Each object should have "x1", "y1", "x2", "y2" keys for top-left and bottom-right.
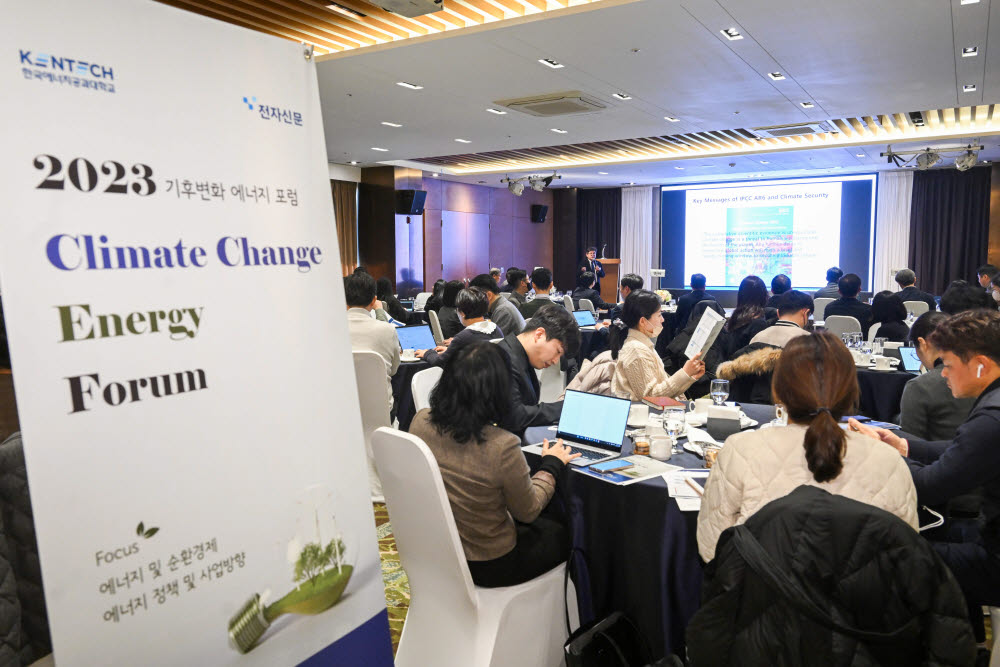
[{"x1": 611, "y1": 328, "x2": 695, "y2": 400}]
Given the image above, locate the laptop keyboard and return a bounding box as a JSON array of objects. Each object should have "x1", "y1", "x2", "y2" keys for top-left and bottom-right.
[{"x1": 570, "y1": 447, "x2": 608, "y2": 460}]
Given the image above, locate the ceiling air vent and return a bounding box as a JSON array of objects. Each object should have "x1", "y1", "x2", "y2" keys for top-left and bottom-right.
[
  {"x1": 750, "y1": 121, "x2": 836, "y2": 139},
  {"x1": 495, "y1": 91, "x2": 607, "y2": 117}
]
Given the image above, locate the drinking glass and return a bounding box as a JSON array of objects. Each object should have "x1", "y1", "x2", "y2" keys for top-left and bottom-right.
[
  {"x1": 873, "y1": 337, "x2": 887, "y2": 356},
  {"x1": 710, "y1": 379, "x2": 730, "y2": 405},
  {"x1": 663, "y1": 407, "x2": 685, "y2": 455},
  {"x1": 632, "y1": 428, "x2": 650, "y2": 457},
  {"x1": 860, "y1": 342, "x2": 873, "y2": 357}
]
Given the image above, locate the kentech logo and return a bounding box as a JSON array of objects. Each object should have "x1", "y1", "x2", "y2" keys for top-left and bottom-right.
[{"x1": 20, "y1": 49, "x2": 117, "y2": 93}]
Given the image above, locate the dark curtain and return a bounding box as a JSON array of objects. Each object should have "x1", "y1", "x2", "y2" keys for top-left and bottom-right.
[
  {"x1": 577, "y1": 188, "x2": 621, "y2": 263},
  {"x1": 908, "y1": 167, "x2": 991, "y2": 294},
  {"x1": 331, "y1": 180, "x2": 359, "y2": 276}
]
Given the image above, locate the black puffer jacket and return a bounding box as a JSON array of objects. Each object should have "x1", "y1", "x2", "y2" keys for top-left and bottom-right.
[{"x1": 687, "y1": 486, "x2": 975, "y2": 667}]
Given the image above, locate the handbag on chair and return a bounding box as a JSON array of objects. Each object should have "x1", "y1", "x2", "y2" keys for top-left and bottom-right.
[{"x1": 564, "y1": 611, "x2": 651, "y2": 667}]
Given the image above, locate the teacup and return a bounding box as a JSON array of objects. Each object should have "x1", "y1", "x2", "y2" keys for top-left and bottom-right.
[
  {"x1": 650, "y1": 435, "x2": 672, "y2": 461},
  {"x1": 687, "y1": 398, "x2": 713, "y2": 414},
  {"x1": 873, "y1": 355, "x2": 893, "y2": 371},
  {"x1": 402, "y1": 348, "x2": 416, "y2": 359},
  {"x1": 853, "y1": 351, "x2": 871, "y2": 365}
]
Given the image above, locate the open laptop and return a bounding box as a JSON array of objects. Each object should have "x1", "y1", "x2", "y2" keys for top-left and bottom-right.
[
  {"x1": 395, "y1": 324, "x2": 437, "y2": 351},
  {"x1": 572, "y1": 310, "x2": 597, "y2": 328},
  {"x1": 898, "y1": 346, "x2": 923, "y2": 374},
  {"x1": 523, "y1": 390, "x2": 631, "y2": 466}
]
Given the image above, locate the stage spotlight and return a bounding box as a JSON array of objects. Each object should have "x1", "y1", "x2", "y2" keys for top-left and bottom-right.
[
  {"x1": 955, "y1": 150, "x2": 978, "y2": 171},
  {"x1": 916, "y1": 151, "x2": 942, "y2": 170},
  {"x1": 529, "y1": 178, "x2": 545, "y2": 192},
  {"x1": 508, "y1": 180, "x2": 524, "y2": 196}
]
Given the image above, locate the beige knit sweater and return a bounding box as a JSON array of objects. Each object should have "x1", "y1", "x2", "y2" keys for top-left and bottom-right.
[{"x1": 611, "y1": 328, "x2": 695, "y2": 400}]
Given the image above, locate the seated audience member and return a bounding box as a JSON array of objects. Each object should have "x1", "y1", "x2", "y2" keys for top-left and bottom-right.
[
  {"x1": 375, "y1": 277, "x2": 411, "y2": 324},
  {"x1": 723, "y1": 275, "x2": 773, "y2": 357},
  {"x1": 665, "y1": 299, "x2": 727, "y2": 397},
  {"x1": 823, "y1": 273, "x2": 872, "y2": 332},
  {"x1": 499, "y1": 306, "x2": 580, "y2": 435},
  {"x1": 814, "y1": 266, "x2": 844, "y2": 300},
  {"x1": 850, "y1": 310, "x2": 1000, "y2": 642},
  {"x1": 424, "y1": 279, "x2": 446, "y2": 313},
  {"x1": 675, "y1": 273, "x2": 716, "y2": 331},
  {"x1": 991, "y1": 273, "x2": 1000, "y2": 305},
  {"x1": 750, "y1": 290, "x2": 813, "y2": 348},
  {"x1": 572, "y1": 272, "x2": 611, "y2": 311},
  {"x1": 418, "y1": 287, "x2": 503, "y2": 365},
  {"x1": 519, "y1": 267, "x2": 556, "y2": 319},
  {"x1": 766, "y1": 274, "x2": 791, "y2": 309},
  {"x1": 978, "y1": 264, "x2": 999, "y2": 292},
  {"x1": 941, "y1": 280, "x2": 994, "y2": 314},
  {"x1": 437, "y1": 280, "x2": 465, "y2": 339},
  {"x1": 345, "y1": 272, "x2": 400, "y2": 409},
  {"x1": 899, "y1": 312, "x2": 975, "y2": 441},
  {"x1": 505, "y1": 269, "x2": 530, "y2": 308},
  {"x1": 870, "y1": 291, "x2": 909, "y2": 342},
  {"x1": 470, "y1": 273, "x2": 525, "y2": 337},
  {"x1": 499, "y1": 266, "x2": 519, "y2": 293},
  {"x1": 489, "y1": 267, "x2": 502, "y2": 283},
  {"x1": 408, "y1": 341, "x2": 579, "y2": 587},
  {"x1": 353, "y1": 266, "x2": 369, "y2": 275},
  {"x1": 894, "y1": 268, "x2": 937, "y2": 312},
  {"x1": 610, "y1": 290, "x2": 705, "y2": 401},
  {"x1": 607, "y1": 273, "x2": 643, "y2": 322},
  {"x1": 698, "y1": 333, "x2": 918, "y2": 562}
]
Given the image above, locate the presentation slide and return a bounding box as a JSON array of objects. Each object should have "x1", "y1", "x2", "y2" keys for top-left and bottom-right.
[{"x1": 661, "y1": 175, "x2": 876, "y2": 291}]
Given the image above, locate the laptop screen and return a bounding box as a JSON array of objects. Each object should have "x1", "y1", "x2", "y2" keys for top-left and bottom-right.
[
  {"x1": 573, "y1": 310, "x2": 597, "y2": 326},
  {"x1": 395, "y1": 325, "x2": 436, "y2": 350},
  {"x1": 899, "y1": 347, "x2": 922, "y2": 373},
  {"x1": 557, "y1": 390, "x2": 631, "y2": 451}
]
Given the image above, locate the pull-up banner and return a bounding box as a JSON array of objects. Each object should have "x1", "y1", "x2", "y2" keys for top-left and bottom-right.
[{"x1": 0, "y1": 1, "x2": 393, "y2": 664}]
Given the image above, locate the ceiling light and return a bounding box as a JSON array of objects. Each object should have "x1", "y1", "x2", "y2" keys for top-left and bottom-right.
[
  {"x1": 431, "y1": 173, "x2": 439, "y2": 177},
  {"x1": 381, "y1": 121, "x2": 402, "y2": 127},
  {"x1": 486, "y1": 108, "x2": 507, "y2": 115},
  {"x1": 538, "y1": 58, "x2": 564, "y2": 69},
  {"x1": 612, "y1": 93, "x2": 632, "y2": 100},
  {"x1": 326, "y1": 2, "x2": 366, "y2": 18},
  {"x1": 508, "y1": 180, "x2": 524, "y2": 196},
  {"x1": 371, "y1": 147, "x2": 389, "y2": 152},
  {"x1": 721, "y1": 28, "x2": 743, "y2": 40},
  {"x1": 768, "y1": 72, "x2": 785, "y2": 81},
  {"x1": 800, "y1": 101, "x2": 814, "y2": 108},
  {"x1": 963, "y1": 46, "x2": 979, "y2": 57},
  {"x1": 455, "y1": 138, "x2": 471, "y2": 143},
  {"x1": 551, "y1": 128, "x2": 567, "y2": 134},
  {"x1": 916, "y1": 151, "x2": 942, "y2": 170},
  {"x1": 964, "y1": 84, "x2": 977, "y2": 92},
  {"x1": 759, "y1": 160, "x2": 769, "y2": 164},
  {"x1": 674, "y1": 166, "x2": 685, "y2": 170},
  {"x1": 623, "y1": 182, "x2": 635, "y2": 185},
  {"x1": 349, "y1": 161, "x2": 358, "y2": 165},
  {"x1": 664, "y1": 116, "x2": 680, "y2": 122},
  {"x1": 856, "y1": 153, "x2": 865, "y2": 158},
  {"x1": 529, "y1": 178, "x2": 546, "y2": 192},
  {"x1": 955, "y1": 150, "x2": 978, "y2": 171},
  {"x1": 396, "y1": 81, "x2": 423, "y2": 90},
  {"x1": 597, "y1": 171, "x2": 608, "y2": 175},
  {"x1": 961, "y1": 0, "x2": 980, "y2": 4}
]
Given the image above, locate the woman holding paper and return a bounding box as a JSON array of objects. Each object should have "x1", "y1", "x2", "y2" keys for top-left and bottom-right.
[
  {"x1": 696, "y1": 333, "x2": 918, "y2": 562},
  {"x1": 610, "y1": 290, "x2": 705, "y2": 400}
]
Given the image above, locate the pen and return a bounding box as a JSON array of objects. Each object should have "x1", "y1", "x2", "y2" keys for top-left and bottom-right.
[{"x1": 684, "y1": 477, "x2": 705, "y2": 497}]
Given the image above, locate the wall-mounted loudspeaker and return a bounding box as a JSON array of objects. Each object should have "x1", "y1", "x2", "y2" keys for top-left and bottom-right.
[
  {"x1": 530, "y1": 204, "x2": 548, "y2": 223},
  {"x1": 395, "y1": 189, "x2": 427, "y2": 215}
]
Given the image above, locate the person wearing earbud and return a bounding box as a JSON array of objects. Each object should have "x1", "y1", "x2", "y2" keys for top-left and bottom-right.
[{"x1": 849, "y1": 309, "x2": 1000, "y2": 645}]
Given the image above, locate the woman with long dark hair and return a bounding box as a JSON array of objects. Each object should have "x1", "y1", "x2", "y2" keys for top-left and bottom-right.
[
  {"x1": 724, "y1": 275, "x2": 771, "y2": 357},
  {"x1": 697, "y1": 332, "x2": 917, "y2": 562},
  {"x1": 408, "y1": 340, "x2": 579, "y2": 587},
  {"x1": 870, "y1": 291, "x2": 909, "y2": 342},
  {"x1": 424, "y1": 278, "x2": 447, "y2": 313},
  {"x1": 375, "y1": 276, "x2": 411, "y2": 324},
  {"x1": 610, "y1": 289, "x2": 705, "y2": 400}
]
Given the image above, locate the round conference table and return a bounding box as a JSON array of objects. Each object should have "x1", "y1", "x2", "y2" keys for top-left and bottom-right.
[
  {"x1": 856, "y1": 368, "x2": 913, "y2": 421},
  {"x1": 523, "y1": 403, "x2": 778, "y2": 660}
]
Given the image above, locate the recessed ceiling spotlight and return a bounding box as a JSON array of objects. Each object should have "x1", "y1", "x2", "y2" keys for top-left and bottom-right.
[
  {"x1": 486, "y1": 108, "x2": 507, "y2": 115},
  {"x1": 964, "y1": 84, "x2": 978, "y2": 92},
  {"x1": 623, "y1": 182, "x2": 635, "y2": 185},
  {"x1": 551, "y1": 128, "x2": 568, "y2": 134},
  {"x1": 961, "y1": 0, "x2": 980, "y2": 4},
  {"x1": 664, "y1": 116, "x2": 680, "y2": 122},
  {"x1": 349, "y1": 160, "x2": 358, "y2": 165},
  {"x1": 674, "y1": 166, "x2": 685, "y2": 170},
  {"x1": 538, "y1": 58, "x2": 564, "y2": 69},
  {"x1": 597, "y1": 171, "x2": 608, "y2": 175},
  {"x1": 963, "y1": 46, "x2": 979, "y2": 57},
  {"x1": 454, "y1": 138, "x2": 471, "y2": 143},
  {"x1": 371, "y1": 147, "x2": 389, "y2": 152},
  {"x1": 800, "y1": 101, "x2": 814, "y2": 108},
  {"x1": 431, "y1": 173, "x2": 439, "y2": 177},
  {"x1": 396, "y1": 81, "x2": 423, "y2": 90},
  {"x1": 381, "y1": 121, "x2": 402, "y2": 127},
  {"x1": 768, "y1": 72, "x2": 785, "y2": 80},
  {"x1": 760, "y1": 160, "x2": 769, "y2": 164},
  {"x1": 612, "y1": 92, "x2": 632, "y2": 100},
  {"x1": 721, "y1": 27, "x2": 743, "y2": 40},
  {"x1": 855, "y1": 153, "x2": 865, "y2": 158}
]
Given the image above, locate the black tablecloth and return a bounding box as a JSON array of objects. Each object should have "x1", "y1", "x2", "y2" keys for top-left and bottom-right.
[
  {"x1": 856, "y1": 369, "x2": 913, "y2": 421},
  {"x1": 391, "y1": 360, "x2": 429, "y2": 431},
  {"x1": 524, "y1": 403, "x2": 776, "y2": 659}
]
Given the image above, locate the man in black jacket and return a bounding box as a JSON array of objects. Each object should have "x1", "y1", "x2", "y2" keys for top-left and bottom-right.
[
  {"x1": 498, "y1": 306, "x2": 580, "y2": 437},
  {"x1": 675, "y1": 273, "x2": 715, "y2": 331},
  {"x1": 851, "y1": 309, "x2": 1000, "y2": 641},
  {"x1": 894, "y1": 268, "x2": 937, "y2": 312},
  {"x1": 823, "y1": 273, "x2": 872, "y2": 333},
  {"x1": 571, "y1": 272, "x2": 611, "y2": 311},
  {"x1": 577, "y1": 247, "x2": 605, "y2": 291}
]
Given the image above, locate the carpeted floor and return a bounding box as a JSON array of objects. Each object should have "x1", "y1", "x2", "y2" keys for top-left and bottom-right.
[{"x1": 374, "y1": 502, "x2": 409, "y2": 655}]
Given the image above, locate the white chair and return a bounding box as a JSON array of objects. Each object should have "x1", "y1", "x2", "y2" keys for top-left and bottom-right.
[
  {"x1": 372, "y1": 428, "x2": 575, "y2": 667},
  {"x1": 413, "y1": 291, "x2": 432, "y2": 311},
  {"x1": 535, "y1": 364, "x2": 566, "y2": 403},
  {"x1": 353, "y1": 351, "x2": 392, "y2": 502},
  {"x1": 411, "y1": 366, "x2": 443, "y2": 413},
  {"x1": 813, "y1": 297, "x2": 835, "y2": 321},
  {"x1": 903, "y1": 300, "x2": 930, "y2": 317},
  {"x1": 563, "y1": 295, "x2": 574, "y2": 311},
  {"x1": 579, "y1": 298, "x2": 596, "y2": 317},
  {"x1": 868, "y1": 322, "x2": 881, "y2": 342},
  {"x1": 428, "y1": 309, "x2": 445, "y2": 345},
  {"x1": 824, "y1": 315, "x2": 862, "y2": 337}
]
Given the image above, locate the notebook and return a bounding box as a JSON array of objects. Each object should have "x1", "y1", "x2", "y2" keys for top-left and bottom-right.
[
  {"x1": 572, "y1": 310, "x2": 597, "y2": 327},
  {"x1": 899, "y1": 346, "x2": 922, "y2": 373},
  {"x1": 395, "y1": 324, "x2": 436, "y2": 351},
  {"x1": 522, "y1": 390, "x2": 631, "y2": 466}
]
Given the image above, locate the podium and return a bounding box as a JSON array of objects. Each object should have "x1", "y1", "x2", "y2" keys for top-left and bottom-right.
[{"x1": 599, "y1": 258, "x2": 620, "y2": 305}]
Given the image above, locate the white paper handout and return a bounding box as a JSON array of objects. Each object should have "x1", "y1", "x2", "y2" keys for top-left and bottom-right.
[{"x1": 684, "y1": 307, "x2": 726, "y2": 360}]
